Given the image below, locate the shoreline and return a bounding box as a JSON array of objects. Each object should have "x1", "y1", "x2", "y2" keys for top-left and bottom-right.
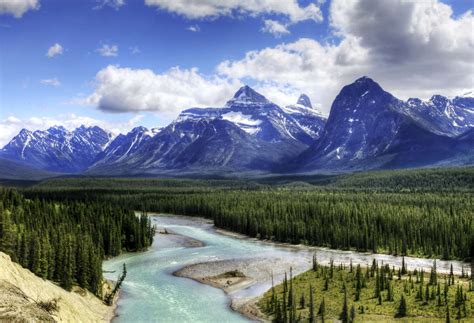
[
  {"x1": 172, "y1": 255, "x2": 312, "y2": 322},
  {"x1": 104, "y1": 290, "x2": 119, "y2": 322},
  {"x1": 173, "y1": 260, "x2": 272, "y2": 322},
  {"x1": 113, "y1": 214, "x2": 470, "y2": 322},
  {"x1": 168, "y1": 216, "x2": 470, "y2": 322}
]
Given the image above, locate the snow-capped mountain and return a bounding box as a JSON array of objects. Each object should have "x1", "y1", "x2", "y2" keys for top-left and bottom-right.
[
  {"x1": 0, "y1": 125, "x2": 113, "y2": 173},
  {"x1": 89, "y1": 86, "x2": 326, "y2": 174},
  {"x1": 92, "y1": 126, "x2": 160, "y2": 167},
  {"x1": 294, "y1": 77, "x2": 474, "y2": 172},
  {"x1": 2, "y1": 80, "x2": 473, "y2": 176},
  {"x1": 402, "y1": 94, "x2": 474, "y2": 137},
  {"x1": 282, "y1": 94, "x2": 327, "y2": 139}
]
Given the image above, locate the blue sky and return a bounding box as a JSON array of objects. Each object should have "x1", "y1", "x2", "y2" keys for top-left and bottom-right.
[{"x1": 0, "y1": 0, "x2": 473, "y2": 145}]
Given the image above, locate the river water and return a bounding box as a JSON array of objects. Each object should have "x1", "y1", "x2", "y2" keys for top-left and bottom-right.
[{"x1": 103, "y1": 215, "x2": 467, "y2": 323}]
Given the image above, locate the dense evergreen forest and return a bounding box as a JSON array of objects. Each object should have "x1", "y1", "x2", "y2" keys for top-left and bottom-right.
[
  {"x1": 0, "y1": 189, "x2": 154, "y2": 296},
  {"x1": 259, "y1": 257, "x2": 474, "y2": 321},
  {"x1": 20, "y1": 167, "x2": 474, "y2": 261}
]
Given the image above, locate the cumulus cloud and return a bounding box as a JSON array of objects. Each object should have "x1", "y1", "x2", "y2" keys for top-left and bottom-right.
[
  {"x1": 40, "y1": 77, "x2": 60, "y2": 87},
  {"x1": 144, "y1": 0, "x2": 323, "y2": 24},
  {"x1": 96, "y1": 44, "x2": 118, "y2": 57},
  {"x1": 0, "y1": 0, "x2": 39, "y2": 18},
  {"x1": 217, "y1": 0, "x2": 474, "y2": 113},
  {"x1": 217, "y1": 37, "x2": 367, "y2": 114},
  {"x1": 187, "y1": 25, "x2": 200, "y2": 32},
  {"x1": 46, "y1": 43, "x2": 63, "y2": 58},
  {"x1": 78, "y1": 0, "x2": 472, "y2": 117},
  {"x1": 81, "y1": 65, "x2": 242, "y2": 114},
  {"x1": 261, "y1": 19, "x2": 290, "y2": 37},
  {"x1": 0, "y1": 114, "x2": 144, "y2": 147},
  {"x1": 328, "y1": 0, "x2": 474, "y2": 100}
]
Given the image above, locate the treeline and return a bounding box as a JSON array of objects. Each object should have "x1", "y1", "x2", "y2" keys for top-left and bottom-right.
[
  {"x1": 259, "y1": 167, "x2": 474, "y2": 192},
  {"x1": 30, "y1": 167, "x2": 474, "y2": 193},
  {"x1": 0, "y1": 189, "x2": 154, "y2": 296},
  {"x1": 24, "y1": 187, "x2": 474, "y2": 260},
  {"x1": 20, "y1": 167, "x2": 474, "y2": 260},
  {"x1": 134, "y1": 191, "x2": 473, "y2": 259}
]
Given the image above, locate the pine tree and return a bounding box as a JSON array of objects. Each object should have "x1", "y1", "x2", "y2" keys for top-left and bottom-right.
[
  {"x1": 395, "y1": 294, "x2": 407, "y2": 318},
  {"x1": 288, "y1": 267, "x2": 293, "y2": 308},
  {"x1": 340, "y1": 290, "x2": 349, "y2": 323},
  {"x1": 430, "y1": 260, "x2": 437, "y2": 285},
  {"x1": 424, "y1": 284, "x2": 430, "y2": 305},
  {"x1": 401, "y1": 256, "x2": 407, "y2": 275},
  {"x1": 386, "y1": 281, "x2": 394, "y2": 301},
  {"x1": 318, "y1": 297, "x2": 326, "y2": 323},
  {"x1": 350, "y1": 305, "x2": 356, "y2": 323},
  {"x1": 274, "y1": 300, "x2": 283, "y2": 323},
  {"x1": 312, "y1": 253, "x2": 318, "y2": 271},
  {"x1": 309, "y1": 285, "x2": 315, "y2": 323},
  {"x1": 299, "y1": 293, "x2": 305, "y2": 309}
]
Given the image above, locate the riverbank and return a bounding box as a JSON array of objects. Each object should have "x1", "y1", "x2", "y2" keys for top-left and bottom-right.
[
  {"x1": 214, "y1": 226, "x2": 468, "y2": 276},
  {"x1": 174, "y1": 257, "x2": 307, "y2": 321},
  {"x1": 0, "y1": 251, "x2": 116, "y2": 322},
  {"x1": 172, "y1": 218, "x2": 470, "y2": 322},
  {"x1": 105, "y1": 214, "x2": 471, "y2": 322},
  {"x1": 156, "y1": 228, "x2": 205, "y2": 248}
]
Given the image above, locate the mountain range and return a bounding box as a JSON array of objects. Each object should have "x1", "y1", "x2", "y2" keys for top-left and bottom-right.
[{"x1": 1, "y1": 77, "x2": 473, "y2": 177}]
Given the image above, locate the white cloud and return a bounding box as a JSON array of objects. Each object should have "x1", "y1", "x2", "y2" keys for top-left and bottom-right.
[
  {"x1": 0, "y1": 114, "x2": 145, "y2": 147},
  {"x1": 81, "y1": 65, "x2": 242, "y2": 114},
  {"x1": 217, "y1": 0, "x2": 474, "y2": 113},
  {"x1": 328, "y1": 0, "x2": 474, "y2": 100},
  {"x1": 94, "y1": 0, "x2": 125, "y2": 10},
  {"x1": 129, "y1": 46, "x2": 141, "y2": 54},
  {"x1": 217, "y1": 37, "x2": 367, "y2": 114},
  {"x1": 144, "y1": 0, "x2": 323, "y2": 24},
  {"x1": 96, "y1": 44, "x2": 118, "y2": 57},
  {"x1": 261, "y1": 19, "x2": 289, "y2": 37},
  {"x1": 77, "y1": 0, "x2": 472, "y2": 117},
  {"x1": 0, "y1": 0, "x2": 39, "y2": 18},
  {"x1": 187, "y1": 25, "x2": 200, "y2": 32},
  {"x1": 40, "y1": 77, "x2": 60, "y2": 87},
  {"x1": 46, "y1": 43, "x2": 63, "y2": 58}
]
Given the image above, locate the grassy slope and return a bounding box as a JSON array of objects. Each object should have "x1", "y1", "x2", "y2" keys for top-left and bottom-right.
[{"x1": 258, "y1": 264, "x2": 474, "y2": 322}]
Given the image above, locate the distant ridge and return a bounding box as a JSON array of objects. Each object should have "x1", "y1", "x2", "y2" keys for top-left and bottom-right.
[{"x1": 1, "y1": 77, "x2": 473, "y2": 177}]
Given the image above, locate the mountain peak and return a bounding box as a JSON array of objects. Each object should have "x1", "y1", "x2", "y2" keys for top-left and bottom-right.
[
  {"x1": 131, "y1": 126, "x2": 148, "y2": 133},
  {"x1": 18, "y1": 128, "x2": 32, "y2": 136},
  {"x1": 355, "y1": 76, "x2": 375, "y2": 83},
  {"x1": 429, "y1": 95, "x2": 449, "y2": 105},
  {"x1": 47, "y1": 125, "x2": 67, "y2": 133},
  {"x1": 297, "y1": 94, "x2": 312, "y2": 109},
  {"x1": 339, "y1": 76, "x2": 385, "y2": 99},
  {"x1": 226, "y1": 85, "x2": 269, "y2": 106}
]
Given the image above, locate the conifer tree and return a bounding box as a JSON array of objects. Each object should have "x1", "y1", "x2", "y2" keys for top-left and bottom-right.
[
  {"x1": 401, "y1": 256, "x2": 407, "y2": 275},
  {"x1": 395, "y1": 294, "x2": 407, "y2": 318},
  {"x1": 318, "y1": 297, "x2": 325, "y2": 323},
  {"x1": 309, "y1": 285, "x2": 315, "y2": 323},
  {"x1": 340, "y1": 290, "x2": 349, "y2": 323},
  {"x1": 350, "y1": 305, "x2": 356, "y2": 323},
  {"x1": 299, "y1": 293, "x2": 305, "y2": 309}
]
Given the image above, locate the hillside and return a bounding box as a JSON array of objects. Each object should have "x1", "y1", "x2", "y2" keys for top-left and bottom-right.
[
  {"x1": 0, "y1": 252, "x2": 113, "y2": 322},
  {"x1": 0, "y1": 158, "x2": 56, "y2": 180}
]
